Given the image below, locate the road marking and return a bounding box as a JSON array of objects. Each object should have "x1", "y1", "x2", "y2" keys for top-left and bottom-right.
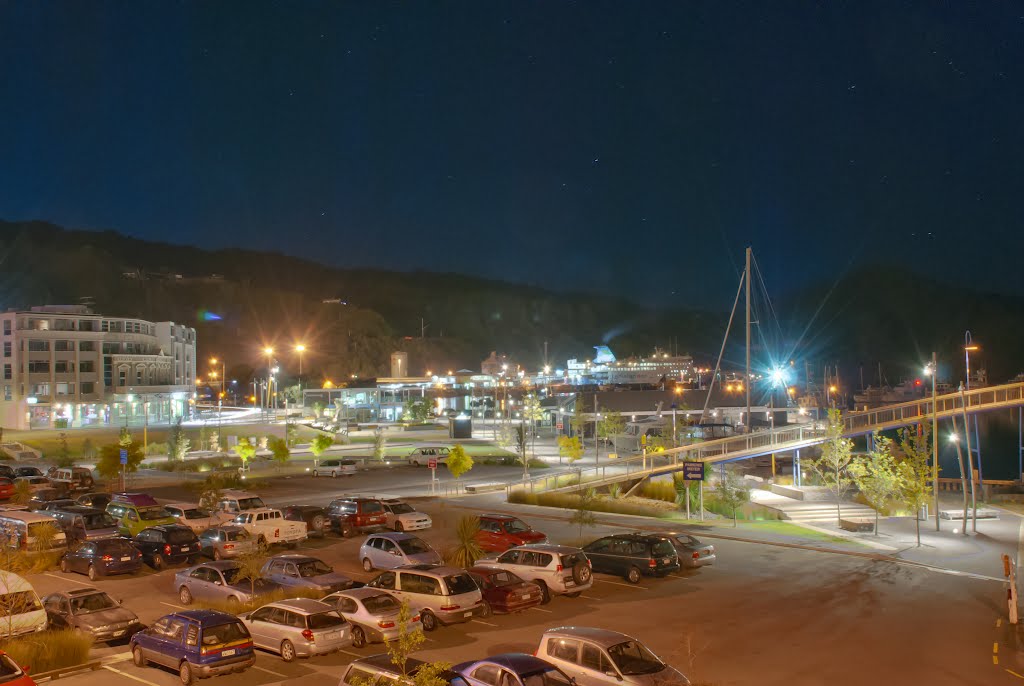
[
  {"x1": 995, "y1": 642, "x2": 1000, "y2": 654},
  {"x1": 997, "y1": 618, "x2": 1003, "y2": 628},
  {"x1": 1006, "y1": 668, "x2": 1024, "y2": 680},
  {"x1": 160, "y1": 601, "x2": 186, "y2": 610},
  {"x1": 472, "y1": 619, "x2": 499, "y2": 627},
  {"x1": 103, "y1": 664, "x2": 162, "y2": 686},
  {"x1": 339, "y1": 648, "x2": 364, "y2": 658},
  {"x1": 595, "y1": 579, "x2": 648, "y2": 590},
  {"x1": 580, "y1": 595, "x2": 598, "y2": 600},
  {"x1": 530, "y1": 607, "x2": 553, "y2": 613},
  {"x1": 996, "y1": 656, "x2": 1000, "y2": 665},
  {"x1": 106, "y1": 651, "x2": 132, "y2": 664},
  {"x1": 44, "y1": 572, "x2": 93, "y2": 587},
  {"x1": 253, "y1": 665, "x2": 288, "y2": 678},
  {"x1": 669, "y1": 574, "x2": 688, "y2": 579}
]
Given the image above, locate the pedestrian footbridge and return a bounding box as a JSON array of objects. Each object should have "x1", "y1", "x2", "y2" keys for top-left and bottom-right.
[{"x1": 509, "y1": 381, "x2": 1024, "y2": 496}]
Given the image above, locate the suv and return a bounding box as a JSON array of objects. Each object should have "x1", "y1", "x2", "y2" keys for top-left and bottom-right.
[
  {"x1": 327, "y1": 497, "x2": 387, "y2": 537},
  {"x1": 49, "y1": 467, "x2": 95, "y2": 493},
  {"x1": 311, "y1": 459, "x2": 356, "y2": 478},
  {"x1": 215, "y1": 491, "x2": 267, "y2": 516},
  {"x1": 537, "y1": 627, "x2": 691, "y2": 686},
  {"x1": 475, "y1": 514, "x2": 547, "y2": 552},
  {"x1": 106, "y1": 494, "x2": 177, "y2": 537},
  {"x1": 582, "y1": 534, "x2": 680, "y2": 583},
  {"x1": 130, "y1": 610, "x2": 255, "y2": 684},
  {"x1": 133, "y1": 525, "x2": 201, "y2": 570},
  {"x1": 282, "y1": 505, "x2": 329, "y2": 537},
  {"x1": 365, "y1": 564, "x2": 486, "y2": 632},
  {"x1": 478, "y1": 544, "x2": 592, "y2": 603}
]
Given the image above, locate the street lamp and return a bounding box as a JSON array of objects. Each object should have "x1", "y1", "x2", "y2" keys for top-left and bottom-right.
[
  {"x1": 295, "y1": 344, "x2": 306, "y2": 409},
  {"x1": 963, "y1": 332, "x2": 983, "y2": 488},
  {"x1": 263, "y1": 347, "x2": 275, "y2": 418},
  {"x1": 924, "y1": 354, "x2": 939, "y2": 530}
]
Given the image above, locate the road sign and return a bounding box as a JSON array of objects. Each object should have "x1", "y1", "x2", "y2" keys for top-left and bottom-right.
[
  {"x1": 556, "y1": 423, "x2": 563, "y2": 430},
  {"x1": 428, "y1": 457, "x2": 438, "y2": 470},
  {"x1": 682, "y1": 461, "x2": 704, "y2": 481},
  {"x1": 119, "y1": 448, "x2": 128, "y2": 465}
]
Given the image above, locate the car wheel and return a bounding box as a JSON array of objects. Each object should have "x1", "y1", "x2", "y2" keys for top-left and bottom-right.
[
  {"x1": 280, "y1": 639, "x2": 296, "y2": 662},
  {"x1": 411, "y1": 460, "x2": 420, "y2": 467},
  {"x1": 626, "y1": 566, "x2": 641, "y2": 584},
  {"x1": 331, "y1": 470, "x2": 338, "y2": 478},
  {"x1": 537, "y1": 581, "x2": 551, "y2": 605},
  {"x1": 179, "y1": 661, "x2": 194, "y2": 685},
  {"x1": 312, "y1": 515, "x2": 326, "y2": 534},
  {"x1": 312, "y1": 470, "x2": 319, "y2": 477},
  {"x1": 420, "y1": 610, "x2": 438, "y2": 632},
  {"x1": 60, "y1": 557, "x2": 71, "y2": 574},
  {"x1": 351, "y1": 626, "x2": 366, "y2": 648},
  {"x1": 132, "y1": 646, "x2": 146, "y2": 667},
  {"x1": 479, "y1": 601, "x2": 492, "y2": 618},
  {"x1": 257, "y1": 535, "x2": 267, "y2": 548},
  {"x1": 572, "y1": 561, "x2": 592, "y2": 586},
  {"x1": 342, "y1": 525, "x2": 354, "y2": 538},
  {"x1": 179, "y1": 586, "x2": 193, "y2": 605},
  {"x1": 87, "y1": 564, "x2": 101, "y2": 581},
  {"x1": 394, "y1": 521, "x2": 404, "y2": 532},
  {"x1": 151, "y1": 554, "x2": 165, "y2": 571},
  {"x1": 213, "y1": 548, "x2": 223, "y2": 561},
  {"x1": 362, "y1": 558, "x2": 373, "y2": 572},
  {"x1": 226, "y1": 596, "x2": 240, "y2": 611}
]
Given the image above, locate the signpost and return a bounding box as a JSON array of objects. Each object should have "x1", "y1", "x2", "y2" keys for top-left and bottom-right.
[
  {"x1": 682, "y1": 461, "x2": 704, "y2": 521},
  {"x1": 428, "y1": 457, "x2": 438, "y2": 494},
  {"x1": 119, "y1": 448, "x2": 128, "y2": 491},
  {"x1": 556, "y1": 423, "x2": 563, "y2": 430}
]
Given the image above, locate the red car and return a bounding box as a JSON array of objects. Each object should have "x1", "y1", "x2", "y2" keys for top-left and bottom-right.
[
  {"x1": 475, "y1": 514, "x2": 547, "y2": 552},
  {"x1": 327, "y1": 497, "x2": 388, "y2": 537},
  {"x1": 0, "y1": 650, "x2": 36, "y2": 685},
  {"x1": 0, "y1": 478, "x2": 15, "y2": 501},
  {"x1": 467, "y1": 566, "x2": 544, "y2": 615}
]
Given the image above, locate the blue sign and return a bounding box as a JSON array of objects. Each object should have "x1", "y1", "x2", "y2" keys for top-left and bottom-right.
[
  {"x1": 682, "y1": 461, "x2": 704, "y2": 481},
  {"x1": 119, "y1": 449, "x2": 128, "y2": 465}
]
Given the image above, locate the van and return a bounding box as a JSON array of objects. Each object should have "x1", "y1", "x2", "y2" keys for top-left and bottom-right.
[
  {"x1": 407, "y1": 446, "x2": 450, "y2": 467},
  {"x1": 48, "y1": 506, "x2": 120, "y2": 543},
  {"x1": 311, "y1": 459, "x2": 356, "y2": 478},
  {"x1": 0, "y1": 570, "x2": 47, "y2": 638},
  {"x1": 0, "y1": 511, "x2": 68, "y2": 551}
]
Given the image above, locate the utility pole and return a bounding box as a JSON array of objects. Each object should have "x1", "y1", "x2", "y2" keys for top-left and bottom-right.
[
  {"x1": 594, "y1": 392, "x2": 600, "y2": 467},
  {"x1": 744, "y1": 246, "x2": 751, "y2": 433},
  {"x1": 960, "y1": 384, "x2": 978, "y2": 532},
  {"x1": 931, "y1": 351, "x2": 939, "y2": 531}
]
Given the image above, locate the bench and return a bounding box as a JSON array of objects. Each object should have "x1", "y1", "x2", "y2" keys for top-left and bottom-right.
[{"x1": 839, "y1": 518, "x2": 875, "y2": 533}]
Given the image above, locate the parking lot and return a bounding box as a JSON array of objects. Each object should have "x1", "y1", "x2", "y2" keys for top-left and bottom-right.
[{"x1": 21, "y1": 466, "x2": 1022, "y2": 686}]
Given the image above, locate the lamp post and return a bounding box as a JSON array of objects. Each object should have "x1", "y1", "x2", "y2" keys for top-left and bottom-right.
[
  {"x1": 295, "y1": 344, "x2": 306, "y2": 409},
  {"x1": 964, "y1": 333, "x2": 982, "y2": 485},
  {"x1": 925, "y1": 354, "x2": 939, "y2": 530},
  {"x1": 263, "y1": 347, "x2": 275, "y2": 420}
]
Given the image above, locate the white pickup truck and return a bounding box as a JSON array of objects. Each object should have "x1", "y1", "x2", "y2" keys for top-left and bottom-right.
[{"x1": 232, "y1": 508, "x2": 307, "y2": 547}]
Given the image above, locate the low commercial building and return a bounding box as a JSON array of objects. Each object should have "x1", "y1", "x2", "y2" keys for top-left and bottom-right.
[{"x1": 0, "y1": 305, "x2": 197, "y2": 429}]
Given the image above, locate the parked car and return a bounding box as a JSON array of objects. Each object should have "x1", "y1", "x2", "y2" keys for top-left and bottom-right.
[
  {"x1": 106, "y1": 495, "x2": 177, "y2": 537},
  {"x1": 0, "y1": 650, "x2": 34, "y2": 686},
  {"x1": 660, "y1": 532, "x2": 716, "y2": 568},
  {"x1": 12, "y1": 467, "x2": 43, "y2": 479},
  {"x1": 406, "y1": 446, "x2": 450, "y2": 466},
  {"x1": 215, "y1": 490, "x2": 267, "y2": 516},
  {"x1": 14, "y1": 477, "x2": 51, "y2": 494},
  {"x1": 467, "y1": 566, "x2": 543, "y2": 615},
  {"x1": 0, "y1": 571, "x2": 46, "y2": 638},
  {"x1": 537, "y1": 627, "x2": 691, "y2": 686},
  {"x1": 241, "y1": 598, "x2": 350, "y2": 661},
  {"x1": 261, "y1": 554, "x2": 354, "y2": 594},
  {"x1": 381, "y1": 499, "x2": 432, "y2": 531},
  {"x1": 365, "y1": 564, "x2": 486, "y2": 631},
  {"x1": 0, "y1": 510, "x2": 68, "y2": 551},
  {"x1": 359, "y1": 532, "x2": 442, "y2": 571},
  {"x1": 27, "y1": 492, "x2": 72, "y2": 511},
  {"x1": 321, "y1": 587, "x2": 421, "y2": 648},
  {"x1": 310, "y1": 459, "x2": 356, "y2": 478},
  {"x1": 327, "y1": 497, "x2": 388, "y2": 537},
  {"x1": 130, "y1": 610, "x2": 255, "y2": 685},
  {"x1": 198, "y1": 525, "x2": 258, "y2": 560},
  {"x1": 42, "y1": 587, "x2": 142, "y2": 643},
  {"x1": 475, "y1": 514, "x2": 547, "y2": 552},
  {"x1": 582, "y1": 534, "x2": 680, "y2": 583},
  {"x1": 35, "y1": 498, "x2": 78, "y2": 513},
  {"x1": 0, "y1": 465, "x2": 15, "y2": 479},
  {"x1": 453, "y1": 653, "x2": 574, "y2": 686},
  {"x1": 47, "y1": 506, "x2": 120, "y2": 543},
  {"x1": 340, "y1": 654, "x2": 429, "y2": 686},
  {"x1": 477, "y1": 544, "x2": 592, "y2": 603},
  {"x1": 282, "y1": 505, "x2": 329, "y2": 537},
  {"x1": 175, "y1": 561, "x2": 282, "y2": 607},
  {"x1": 76, "y1": 492, "x2": 112, "y2": 509},
  {"x1": 48, "y1": 467, "x2": 95, "y2": 493},
  {"x1": 59, "y1": 538, "x2": 143, "y2": 579},
  {"x1": 133, "y1": 525, "x2": 201, "y2": 570},
  {"x1": 0, "y1": 478, "x2": 15, "y2": 501},
  {"x1": 232, "y1": 508, "x2": 307, "y2": 547},
  {"x1": 163, "y1": 503, "x2": 232, "y2": 534}
]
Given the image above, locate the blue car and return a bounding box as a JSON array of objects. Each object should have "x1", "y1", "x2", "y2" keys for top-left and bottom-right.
[
  {"x1": 454, "y1": 653, "x2": 575, "y2": 686},
  {"x1": 130, "y1": 609, "x2": 255, "y2": 685}
]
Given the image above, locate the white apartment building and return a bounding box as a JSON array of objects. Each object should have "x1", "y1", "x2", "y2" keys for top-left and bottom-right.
[{"x1": 0, "y1": 305, "x2": 197, "y2": 430}]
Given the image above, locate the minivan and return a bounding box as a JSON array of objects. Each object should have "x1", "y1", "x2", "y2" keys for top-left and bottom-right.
[
  {"x1": 0, "y1": 511, "x2": 68, "y2": 551},
  {"x1": 311, "y1": 459, "x2": 356, "y2": 478},
  {"x1": 48, "y1": 505, "x2": 120, "y2": 543},
  {"x1": 365, "y1": 564, "x2": 486, "y2": 631},
  {"x1": 0, "y1": 571, "x2": 47, "y2": 638}
]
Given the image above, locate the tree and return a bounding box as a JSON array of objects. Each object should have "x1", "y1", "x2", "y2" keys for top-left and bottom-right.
[
  {"x1": 285, "y1": 422, "x2": 298, "y2": 448},
  {"x1": 894, "y1": 425, "x2": 933, "y2": 547},
  {"x1": 312, "y1": 401, "x2": 324, "y2": 419},
  {"x1": 715, "y1": 470, "x2": 750, "y2": 527},
  {"x1": 597, "y1": 407, "x2": 626, "y2": 454},
  {"x1": 309, "y1": 434, "x2": 334, "y2": 467},
  {"x1": 570, "y1": 488, "x2": 597, "y2": 541},
  {"x1": 118, "y1": 427, "x2": 132, "y2": 448},
  {"x1": 373, "y1": 429, "x2": 387, "y2": 462},
  {"x1": 514, "y1": 424, "x2": 529, "y2": 477},
  {"x1": 384, "y1": 599, "x2": 452, "y2": 686},
  {"x1": 848, "y1": 432, "x2": 902, "y2": 535},
  {"x1": 233, "y1": 548, "x2": 269, "y2": 597},
  {"x1": 209, "y1": 430, "x2": 220, "y2": 453},
  {"x1": 168, "y1": 418, "x2": 190, "y2": 461},
  {"x1": 10, "y1": 480, "x2": 32, "y2": 506},
  {"x1": 81, "y1": 438, "x2": 96, "y2": 461},
  {"x1": 809, "y1": 408, "x2": 854, "y2": 526},
  {"x1": 522, "y1": 393, "x2": 544, "y2": 457},
  {"x1": 448, "y1": 515, "x2": 483, "y2": 568},
  {"x1": 446, "y1": 445, "x2": 474, "y2": 480},
  {"x1": 570, "y1": 394, "x2": 589, "y2": 442},
  {"x1": 403, "y1": 398, "x2": 432, "y2": 423},
  {"x1": 97, "y1": 439, "x2": 144, "y2": 481},
  {"x1": 267, "y1": 436, "x2": 290, "y2": 467},
  {"x1": 557, "y1": 435, "x2": 584, "y2": 464},
  {"x1": 232, "y1": 438, "x2": 256, "y2": 471},
  {"x1": 199, "y1": 426, "x2": 210, "y2": 452},
  {"x1": 54, "y1": 432, "x2": 74, "y2": 468}
]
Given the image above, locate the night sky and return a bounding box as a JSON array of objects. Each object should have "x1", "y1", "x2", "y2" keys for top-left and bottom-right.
[{"x1": 1, "y1": 2, "x2": 1022, "y2": 306}]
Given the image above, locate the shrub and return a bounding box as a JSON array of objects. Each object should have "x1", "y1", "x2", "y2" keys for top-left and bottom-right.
[
  {"x1": 446, "y1": 515, "x2": 482, "y2": 568},
  {"x1": 2, "y1": 630, "x2": 93, "y2": 673},
  {"x1": 145, "y1": 442, "x2": 170, "y2": 457},
  {"x1": 638, "y1": 479, "x2": 677, "y2": 503}
]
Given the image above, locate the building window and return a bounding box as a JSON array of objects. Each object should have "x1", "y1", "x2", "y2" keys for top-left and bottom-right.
[
  {"x1": 56, "y1": 382, "x2": 72, "y2": 396},
  {"x1": 2, "y1": 342, "x2": 8, "y2": 357},
  {"x1": 30, "y1": 383, "x2": 49, "y2": 396},
  {"x1": 136, "y1": 369, "x2": 143, "y2": 383},
  {"x1": 79, "y1": 341, "x2": 95, "y2": 352},
  {"x1": 79, "y1": 320, "x2": 95, "y2": 332},
  {"x1": 27, "y1": 340, "x2": 49, "y2": 352},
  {"x1": 54, "y1": 340, "x2": 74, "y2": 352},
  {"x1": 118, "y1": 370, "x2": 126, "y2": 387},
  {"x1": 2, "y1": 321, "x2": 9, "y2": 335},
  {"x1": 81, "y1": 382, "x2": 95, "y2": 395},
  {"x1": 27, "y1": 361, "x2": 49, "y2": 374},
  {"x1": 3, "y1": 386, "x2": 9, "y2": 401},
  {"x1": 2, "y1": 364, "x2": 9, "y2": 381},
  {"x1": 79, "y1": 361, "x2": 95, "y2": 373},
  {"x1": 54, "y1": 361, "x2": 71, "y2": 373}
]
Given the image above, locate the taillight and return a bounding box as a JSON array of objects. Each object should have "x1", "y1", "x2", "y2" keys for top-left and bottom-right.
[
  {"x1": 101, "y1": 555, "x2": 113, "y2": 562},
  {"x1": 556, "y1": 564, "x2": 563, "y2": 572},
  {"x1": 378, "y1": 620, "x2": 395, "y2": 629},
  {"x1": 224, "y1": 544, "x2": 234, "y2": 550},
  {"x1": 440, "y1": 604, "x2": 460, "y2": 612},
  {"x1": 301, "y1": 629, "x2": 315, "y2": 641},
  {"x1": 692, "y1": 552, "x2": 700, "y2": 560},
  {"x1": 163, "y1": 544, "x2": 171, "y2": 555},
  {"x1": 411, "y1": 615, "x2": 420, "y2": 623},
  {"x1": 648, "y1": 559, "x2": 657, "y2": 568}
]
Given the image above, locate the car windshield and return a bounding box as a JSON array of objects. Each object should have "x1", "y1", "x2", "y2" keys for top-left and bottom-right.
[
  {"x1": 98, "y1": 540, "x2": 136, "y2": 555},
  {"x1": 0, "y1": 591, "x2": 42, "y2": 614},
  {"x1": 168, "y1": 529, "x2": 197, "y2": 544},
  {"x1": 201, "y1": 621, "x2": 249, "y2": 646},
  {"x1": 488, "y1": 570, "x2": 519, "y2": 586},
  {"x1": 504, "y1": 519, "x2": 529, "y2": 533},
  {"x1": 397, "y1": 538, "x2": 431, "y2": 555},
  {"x1": 237, "y1": 497, "x2": 266, "y2": 510},
  {"x1": 444, "y1": 573, "x2": 477, "y2": 595},
  {"x1": 183, "y1": 509, "x2": 211, "y2": 519},
  {"x1": 298, "y1": 560, "x2": 333, "y2": 577},
  {"x1": 362, "y1": 594, "x2": 400, "y2": 613},
  {"x1": 607, "y1": 641, "x2": 665, "y2": 675},
  {"x1": 308, "y1": 611, "x2": 346, "y2": 629},
  {"x1": 675, "y1": 535, "x2": 699, "y2": 546},
  {"x1": 83, "y1": 513, "x2": 117, "y2": 528},
  {"x1": 223, "y1": 529, "x2": 250, "y2": 541},
  {"x1": 389, "y1": 503, "x2": 414, "y2": 514},
  {"x1": 70, "y1": 591, "x2": 117, "y2": 614},
  {"x1": 220, "y1": 567, "x2": 243, "y2": 584},
  {"x1": 522, "y1": 668, "x2": 572, "y2": 686},
  {"x1": 0, "y1": 652, "x2": 24, "y2": 681},
  {"x1": 138, "y1": 507, "x2": 170, "y2": 520},
  {"x1": 652, "y1": 541, "x2": 675, "y2": 557}
]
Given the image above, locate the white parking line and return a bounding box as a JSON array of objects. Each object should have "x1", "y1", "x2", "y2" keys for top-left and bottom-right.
[
  {"x1": 253, "y1": 665, "x2": 288, "y2": 678},
  {"x1": 530, "y1": 607, "x2": 554, "y2": 613},
  {"x1": 669, "y1": 574, "x2": 688, "y2": 579},
  {"x1": 102, "y1": 664, "x2": 162, "y2": 686},
  {"x1": 339, "y1": 648, "x2": 365, "y2": 658},
  {"x1": 595, "y1": 579, "x2": 648, "y2": 590},
  {"x1": 160, "y1": 601, "x2": 187, "y2": 610},
  {"x1": 472, "y1": 619, "x2": 499, "y2": 627},
  {"x1": 580, "y1": 595, "x2": 598, "y2": 600},
  {"x1": 105, "y1": 651, "x2": 132, "y2": 664},
  {"x1": 44, "y1": 572, "x2": 93, "y2": 587}
]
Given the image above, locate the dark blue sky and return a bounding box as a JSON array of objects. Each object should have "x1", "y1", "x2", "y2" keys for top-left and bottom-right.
[{"x1": 1, "y1": 2, "x2": 1022, "y2": 306}]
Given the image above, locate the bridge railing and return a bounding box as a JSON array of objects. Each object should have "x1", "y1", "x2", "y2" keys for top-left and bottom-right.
[{"x1": 843, "y1": 381, "x2": 1024, "y2": 433}]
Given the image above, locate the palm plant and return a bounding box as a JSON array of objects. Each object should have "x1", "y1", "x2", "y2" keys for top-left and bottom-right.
[{"x1": 449, "y1": 515, "x2": 483, "y2": 568}]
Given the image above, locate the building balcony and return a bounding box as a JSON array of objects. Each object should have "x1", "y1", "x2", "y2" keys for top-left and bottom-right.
[{"x1": 112, "y1": 384, "x2": 192, "y2": 397}]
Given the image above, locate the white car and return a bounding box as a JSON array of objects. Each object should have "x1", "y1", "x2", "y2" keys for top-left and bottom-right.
[
  {"x1": 163, "y1": 502, "x2": 233, "y2": 534},
  {"x1": 381, "y1": 499, "x2": 432, "y2": 531},
  {"x1": 233, "y1": 508, "x2": 307, "y2": 547},
  {"x1": 477, "y1": 544, "x2": 593, "y2": 603}
]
